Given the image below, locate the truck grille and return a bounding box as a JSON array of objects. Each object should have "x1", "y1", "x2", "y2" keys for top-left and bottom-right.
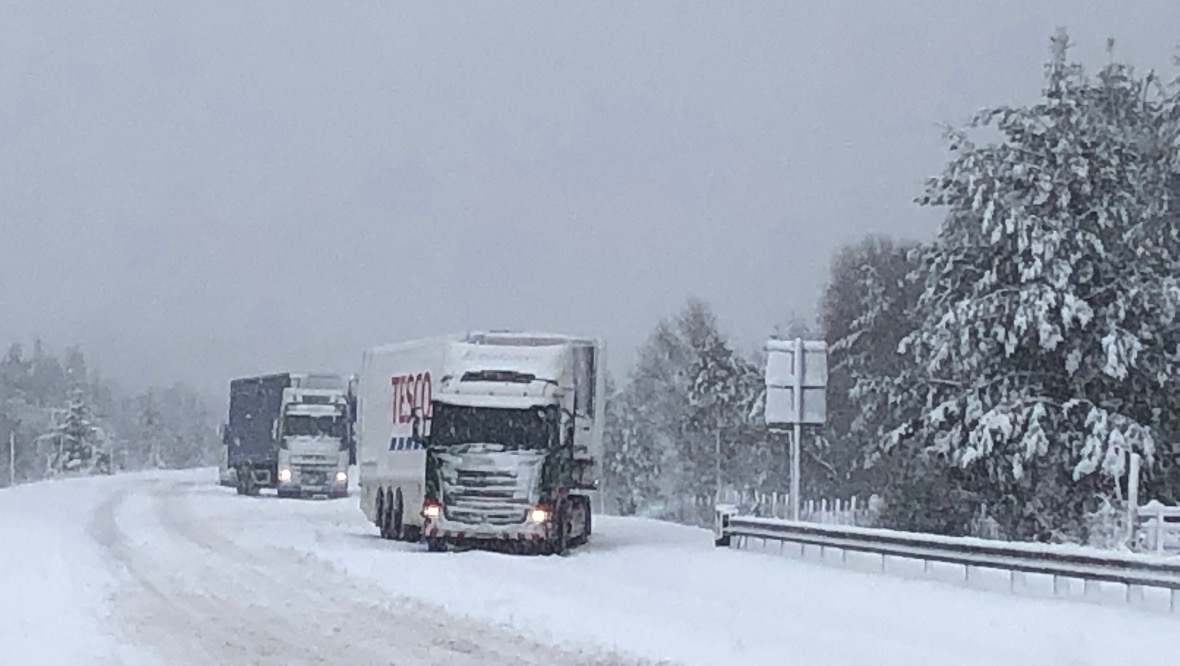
[{"x1": 444, "y1": 469, "x2": 530, "y2": 525}]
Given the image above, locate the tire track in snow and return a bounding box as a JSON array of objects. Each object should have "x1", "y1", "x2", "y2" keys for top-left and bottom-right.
[
  {"x1": 88, "y1": 482, "x2": 260, "y2": 664},
  {"x1": 94, "y1": 478, "x2": 645, "y2": 665}
]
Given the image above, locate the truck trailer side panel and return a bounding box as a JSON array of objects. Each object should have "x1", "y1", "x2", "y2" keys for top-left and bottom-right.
[{"x1": 357, "y1": 337, "x2": 452, "y2": 540}]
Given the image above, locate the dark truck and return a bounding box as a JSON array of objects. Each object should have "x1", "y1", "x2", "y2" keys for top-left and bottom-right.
[{"x1": 222, "y1": 374, "x2": 288, "y2": 495}]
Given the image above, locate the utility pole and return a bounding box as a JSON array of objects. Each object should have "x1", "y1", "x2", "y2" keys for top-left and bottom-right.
[
  {"x1": 8, "y1": 429, "x2": 15, "y2": 488},
  {"x1": 715, "y1": 422, "x2": 722, "y2": 505},
  {"x1": 790, "y1": 338, "x2": 803, "y2": 521}
]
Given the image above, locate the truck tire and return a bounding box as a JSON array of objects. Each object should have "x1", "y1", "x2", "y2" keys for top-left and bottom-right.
[
  {"x1": 551, "y1": 500, "x2": 570, "y2": 556},
  {"x1": 570, "y1": 496, "x2": 591, "y2": 547},
  {"x1": 244, "y1": 468, "x2": 260, "y2": 496},
  {"x1": 378, "y1": 490, "x2": 394, "y2": 540},
  {"x1": 426, "y1": 538, "x2": 447, "y2": 552},
  {"x1": 392, "y1": 489, "x2": 405, "y2": 541}
]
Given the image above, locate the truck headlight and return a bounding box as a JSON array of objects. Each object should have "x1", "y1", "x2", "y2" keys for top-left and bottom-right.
[
  {"x1": 335, "y1": 471, "x2": 347, "y2": 483},
  {"x1": 422, "y1": 499, "x2": 442, "y2": 520},
  {"x1": 278, "y1": 468, "x2": 292, "y2": 483},
  {"x1": 529, "y1": 506, "x2": 550, "y2": 524}
]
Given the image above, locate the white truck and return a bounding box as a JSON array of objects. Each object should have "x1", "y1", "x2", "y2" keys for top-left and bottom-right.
[
  {"x1": 219, "y1": 372, "x2": 354, "y2": 498},
  {"x1": 357, "y1": 331, "x2": 604, "y2": 554}
]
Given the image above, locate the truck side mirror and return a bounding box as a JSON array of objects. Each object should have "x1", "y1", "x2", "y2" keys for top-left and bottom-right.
[{"x1": 410, "y1": 408, "x2": 423, "y2": 441}]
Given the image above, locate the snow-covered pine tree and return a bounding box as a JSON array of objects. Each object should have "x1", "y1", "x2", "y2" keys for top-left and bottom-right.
[
  {"x1": 897, "y1": 30, "x2": 1180, "y2": 542},
  {"x1": 48, "y1": 386, "x2": 105, "y2": 475}
]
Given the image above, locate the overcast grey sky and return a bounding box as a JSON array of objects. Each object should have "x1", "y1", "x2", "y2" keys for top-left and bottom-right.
[{"x1": 2, "y1": 1, "x2": 1179, "y2": 398}]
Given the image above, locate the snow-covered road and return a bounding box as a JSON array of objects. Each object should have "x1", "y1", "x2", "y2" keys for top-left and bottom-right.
[{"x1": 2, "y1": 468, "x2": 1179, "y2": 665}]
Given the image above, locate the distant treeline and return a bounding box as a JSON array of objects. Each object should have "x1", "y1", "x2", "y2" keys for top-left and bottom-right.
[{"x1": 0, "y1": 339, "x2": 219, "y2": 486}]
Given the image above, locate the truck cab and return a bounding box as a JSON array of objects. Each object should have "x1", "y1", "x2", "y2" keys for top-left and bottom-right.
[
  {"x1": 275, "y1": 374, "x2": 352, "y2": 499},
  {"x1": 420, "y1": 334, "x2": 603, "y2": 554}
]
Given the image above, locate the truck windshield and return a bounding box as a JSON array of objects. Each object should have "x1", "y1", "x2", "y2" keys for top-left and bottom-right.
[
  {"x1": 283, "y1": 414, "x2": 346, "y2": 439},
  {"x1": 430, "y1": 403, "x2": 558, "y2": 450}
]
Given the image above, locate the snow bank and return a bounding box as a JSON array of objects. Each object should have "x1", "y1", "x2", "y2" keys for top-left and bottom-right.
[{"x1": 0, "y1": 471, "x2": 198, "y2": 665}]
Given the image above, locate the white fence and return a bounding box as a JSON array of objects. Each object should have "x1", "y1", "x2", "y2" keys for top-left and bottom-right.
[
  {"x1": 700, "y1": 490, "x2": 877, "y2": 526},
  {"x1": 1137, "y1": 501, "x2": 1180, "y2": 554}
]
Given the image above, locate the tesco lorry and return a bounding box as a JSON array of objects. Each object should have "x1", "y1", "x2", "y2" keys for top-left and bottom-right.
[
  {"x1": 219, "y1": 372, "x2": 355, "y2": 498},
  {"x1": 357, "y1": 332, "x2": 604, "y2": 554}
]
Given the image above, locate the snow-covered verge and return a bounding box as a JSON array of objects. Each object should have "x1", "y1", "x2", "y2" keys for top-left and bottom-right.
[
  {"x1": 5, "y1": 468, "x2": 1180, "y2": 666},
  {"x1": 0, "y1": 473, "x2": 147, "y2": 665},
  {"x1": 185, "y1": 469, "x2": 1180, "y2": 666}
]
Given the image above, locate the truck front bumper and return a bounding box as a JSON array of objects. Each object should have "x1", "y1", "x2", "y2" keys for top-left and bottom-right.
[
  {"x1": 422, "y1": 516, "x2": 550, "y2": 542},
  {"x1": 277, "y1": 467, "x2": 348, "y2": 497}
]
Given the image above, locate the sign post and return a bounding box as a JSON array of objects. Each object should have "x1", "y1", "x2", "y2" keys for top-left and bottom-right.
[
  {"x1": 764, "y1": 338, "x2": 828, "y2": 521},
  {"x1": 1127, "y1": 451, "x2": 1141, "y2": 548}
]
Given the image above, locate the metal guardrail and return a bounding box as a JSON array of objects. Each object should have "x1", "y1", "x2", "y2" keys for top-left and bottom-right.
[{"x1": 716, "y1": 512, "x2": 1180, "y2": 611}]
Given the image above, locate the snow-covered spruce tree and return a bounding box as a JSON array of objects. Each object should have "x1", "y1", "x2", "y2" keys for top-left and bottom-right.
[
  {"x1": 895, "y1": 31, "x2": 1180, "y2": 542},
  {"x1": 48, "y1": 386, "x2": 108, "y2": 475}
]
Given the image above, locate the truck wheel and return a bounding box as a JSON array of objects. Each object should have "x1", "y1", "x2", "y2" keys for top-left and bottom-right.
[
  {"x1": 426, "y1": 538, "x2": 447, "y2": 553},
  {"x1": 378, "y1": 490, "x2": 394, "y2": 540},
  {"x1": 551, "y1": 500, "x2": 569, "y2": 556},
  {"x1": 246, "y1": 471, "x2": 260, "y2": 496},
  {"x1": 392, "y1": 489, "x2": 405, "y2": 541},
  {"x1": 570, "y1": 496, "x2": 591, "y2": 547}
]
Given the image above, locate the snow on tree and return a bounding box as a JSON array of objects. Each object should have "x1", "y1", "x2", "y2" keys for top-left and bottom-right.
[
  {"x1": 684, "y1": 315, "x2": 765, "y2": 500},
  {"x1": 817, "y1": 235, "x2": 924, "y2": 500},
  {"x1": 133, "y1": 391, "x2": 167, "y2": 469},
  {"x1": 603, "y1": 372, "x2": 664, "y2": 515},
  {"x1": 601, "y1": 298, "x2": 773, "y2": 524},
  {"x1": 894, "y1": 30, "x2": 1180, "y2": 541},
  {"x1": 47, "y1": 386, "x2": 109, "y2": 475}
]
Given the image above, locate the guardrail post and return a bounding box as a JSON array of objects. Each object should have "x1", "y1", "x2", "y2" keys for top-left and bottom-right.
[
  {"x1": 1154, "y1": 503, "x2": 1166, "y2": 553},
  {"x1": 1171, "y1": 588, "x2": 1177, "y2": 613},
  {"x1": 1125, "y1": 583, "x2": 1143, "y2": 605}
]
